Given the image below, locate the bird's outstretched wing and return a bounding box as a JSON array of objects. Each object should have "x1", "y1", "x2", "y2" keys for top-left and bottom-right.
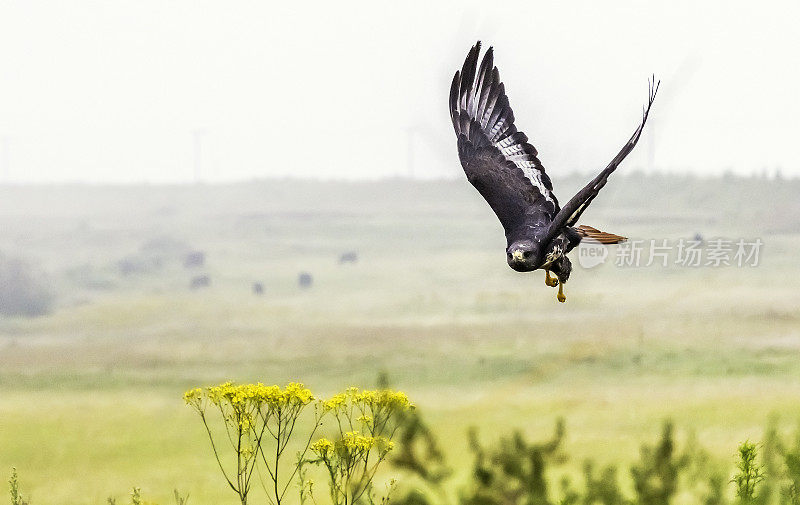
[
  {"x1": 450, "y1": 42, "x2": 559, "y2": 236},
  {"x1": 545, "y1": 78, "x2": 660, "y2": 243}
]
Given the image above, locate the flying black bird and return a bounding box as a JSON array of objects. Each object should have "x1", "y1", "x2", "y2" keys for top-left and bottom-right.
[{"x1": 449, "y1": 42, "x2": 658, "y2": 302}]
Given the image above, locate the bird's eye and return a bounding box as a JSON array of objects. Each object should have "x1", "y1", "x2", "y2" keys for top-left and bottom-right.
[{"x1": 507, "y1": 252, "x2": 512, "y2": 258}]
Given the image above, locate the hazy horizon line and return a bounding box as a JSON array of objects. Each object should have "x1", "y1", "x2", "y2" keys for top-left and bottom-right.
[{"x1": 0, "y1": 169, "x2": 796, "y2": 189}]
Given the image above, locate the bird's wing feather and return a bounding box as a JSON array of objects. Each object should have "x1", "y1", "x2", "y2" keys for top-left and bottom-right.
[
  {"x1": 545, "y1": 78, "x2": 659, "y2": 243},
  {"x1": 450, "y1": 42, "x2": 559, "y2": 235}
]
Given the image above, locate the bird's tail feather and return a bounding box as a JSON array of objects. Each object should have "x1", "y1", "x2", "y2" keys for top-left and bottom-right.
[{"x1": 576, "y1": 225, "x2": 627, "y2": 244}]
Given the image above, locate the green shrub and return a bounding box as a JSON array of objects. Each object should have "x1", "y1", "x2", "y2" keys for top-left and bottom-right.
[
  {"x1": 8, "y1": 468, "x2": 28, "y2": 505},
  {"x1": 389, "y1": 398, "x2": 451, "y2": 505},
  {"x1": 732, "y1": 441, "x2": 764, "y2": 503},
  {"x1": 459, "y1": 418, "x2": 565, "y2": 505},
  {"x1": 581, "y1": 461, "x2": 625, "y2": 505},
  {"x1": 631, "y1": 422, "x2": 685, "y2": 505}
]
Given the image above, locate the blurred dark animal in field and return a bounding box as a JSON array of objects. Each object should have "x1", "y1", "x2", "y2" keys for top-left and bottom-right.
[
  {"x1": 338, "y1": 251, "x2": 358, "y2": 264},
  {"x1": 184, "y1": 251, "x2": 205, "y2": 268},
  {"x1": 190, "y1": 275, "x2": 210, "y2": 289},
  {"x1": 298, "y1": 272, "x2": 313, "y2": 289},
  {"x1": 117, "y1": 260, "x2": 134, "y2": 276},
  {"x1": 693, "y1": 232, "x2": 704, "y2": 243},
  {"x1": 450, "y1": 41, "x2": 657, "y2": 302},
  {"x1": 252, "y1": 282, "x2": 264, "y2": 295},
  {"x1": 0, "y1": 254, "x2": 54, "y2": 317}
]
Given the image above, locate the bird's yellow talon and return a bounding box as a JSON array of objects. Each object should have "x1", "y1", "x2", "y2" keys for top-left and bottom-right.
[
  {"x1": 557, "y1": 282, "x2": 566, "y2": 303},
  {"x1": 545, "y1": 270, "x2": 558, "y2": 287}
]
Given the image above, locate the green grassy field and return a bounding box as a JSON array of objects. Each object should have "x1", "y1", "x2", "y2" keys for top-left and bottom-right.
[{"x1": 1, "y1": 175, "x2": 799, "y2": 504}]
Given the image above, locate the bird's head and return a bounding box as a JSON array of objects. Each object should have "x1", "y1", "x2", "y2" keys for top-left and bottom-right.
[{"x1": 506, "y1": 240, "x2": 540, "y2": 272}]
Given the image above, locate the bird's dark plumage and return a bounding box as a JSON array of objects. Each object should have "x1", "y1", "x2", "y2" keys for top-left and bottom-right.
[
  {"x1": 449, "y1": 42, "x2": 559, "y2": 240},
  {"x1": 449, "y1": 41, "x2": 658, "y2": 301}
]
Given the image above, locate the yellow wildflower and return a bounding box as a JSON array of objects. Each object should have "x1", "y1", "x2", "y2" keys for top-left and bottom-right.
[
  {"x1": 284, "y1": 382, "x2": 315, "y2": 406},
  {"x1": 323, "y1": 393, "x2": 347, "y2": 412},
  {"x1": 352, "y1": 388, "x2": 414, "y2": 411},
  {"x1": 343, "y1": 431, "x2": 375, "y2": 451},
  {"x1": 312, "y1": 438, "x2": 335, "y2": 458},
  {"x1": 182, "y1": 388, "x2": 203, "y2": 407}
]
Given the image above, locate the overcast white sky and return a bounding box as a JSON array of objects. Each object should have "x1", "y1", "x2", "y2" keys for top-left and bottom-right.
[{"x1": 0, "y1": 1, "x2": 798, "y2": 183}]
